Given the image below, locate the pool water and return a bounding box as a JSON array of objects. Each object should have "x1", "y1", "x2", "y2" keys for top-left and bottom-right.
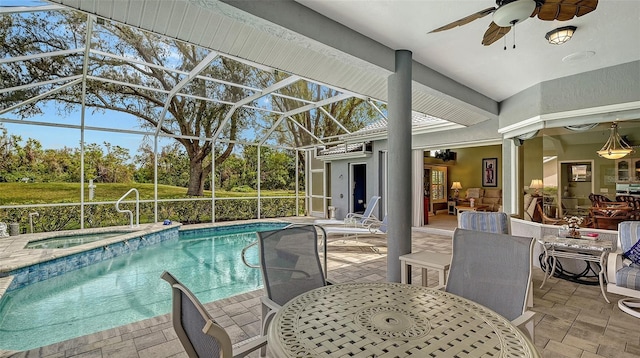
[
  {"x1": 25, "y1": 232, "x2": 131, "y2": 249},
  {"x1": 0, "y1": 223, "x2": 285, "y2": 351}
]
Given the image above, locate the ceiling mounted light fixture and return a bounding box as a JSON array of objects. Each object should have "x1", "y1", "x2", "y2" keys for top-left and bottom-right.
[
  {"x1": 596, "y1": 122, "x2": 634, "y2": 159},
  {"x1": 545, "y1": 25, "x2": 577, "y2": 45}
]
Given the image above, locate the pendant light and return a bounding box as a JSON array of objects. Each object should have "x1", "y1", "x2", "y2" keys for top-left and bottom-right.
[{"x1": 596, "y1": 122, "x2": 633, "y2": 159}]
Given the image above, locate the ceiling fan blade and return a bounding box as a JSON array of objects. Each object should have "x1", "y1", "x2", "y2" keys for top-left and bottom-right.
[
  {"x1": 534, "y1": 0, "x2": 598, "y2": 21},
  {"x1": 429, "y1": 7, "x2": 496, "y2": 33},
  {"x1": 481, "y1": 22, "x2": 511, "y2": 46}
]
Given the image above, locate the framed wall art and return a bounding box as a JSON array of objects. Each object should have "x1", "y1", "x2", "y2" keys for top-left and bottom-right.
[{"x1": 482, "y1": 158, "x2": 498, "y2": 187}]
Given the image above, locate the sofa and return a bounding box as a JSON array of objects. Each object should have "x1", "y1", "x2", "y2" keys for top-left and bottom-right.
[{"x1": 458, "y1": 188, "x2": 502, "y2": 212}]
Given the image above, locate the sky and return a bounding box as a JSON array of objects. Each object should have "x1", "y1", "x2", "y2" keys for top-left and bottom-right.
[{"x1": 3, "y1": 103, "x2": 156, "y2": 156}]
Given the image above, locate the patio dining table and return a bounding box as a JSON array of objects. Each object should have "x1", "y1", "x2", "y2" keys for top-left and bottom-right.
[{"x1": 267, "y1": 282, "x2": 540, "y2": 357}]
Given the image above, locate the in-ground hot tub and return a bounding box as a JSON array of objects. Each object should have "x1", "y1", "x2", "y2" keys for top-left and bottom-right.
[{"x1": 24, "y1": 231, "x2": 136, "y2": 249}]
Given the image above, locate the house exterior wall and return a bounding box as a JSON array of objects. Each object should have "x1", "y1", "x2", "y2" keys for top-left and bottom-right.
[
  {"x1": 325, "y1": 151, "x2": 380, "y2": 221},
  {"x1": 500, "y1": 62, "x2": 640, "y2": 218}
]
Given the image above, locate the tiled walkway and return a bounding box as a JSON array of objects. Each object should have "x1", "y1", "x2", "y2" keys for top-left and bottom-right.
[{"x1": 5, "y1": 216, "x2": 640, "y2": 357}]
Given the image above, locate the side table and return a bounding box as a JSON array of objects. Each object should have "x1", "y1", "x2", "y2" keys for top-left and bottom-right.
[
  {"x1": 400, "y1": 251, "x2": 451, "y2": 288},
  {"x1": 448, "y1": 201, "x2": 456, "y2": 215},
  {"x1": 538, "y1": 235, "x2": 612, "y2": 303}
]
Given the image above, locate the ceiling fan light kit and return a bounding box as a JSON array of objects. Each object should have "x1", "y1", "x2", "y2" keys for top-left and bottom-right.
[
  {"x1": 596, "y1": 122, "x2": 634, "y2": 160},
  {"x1": 546, "y1": 26, "x2": 577, "y2": 45},
  {"x1": 492, "y1": 0, "x2": 536, "y2": 27}
]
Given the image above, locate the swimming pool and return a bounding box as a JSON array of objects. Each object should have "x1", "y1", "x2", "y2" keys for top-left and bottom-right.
[{"x1": 0, "y1": 222, "x2": 287, "y2": 351}]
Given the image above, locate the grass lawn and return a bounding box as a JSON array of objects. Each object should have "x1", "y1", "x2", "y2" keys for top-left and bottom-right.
[{"x1": 0, "y1": 182, "x2": 296, "y2": 205}]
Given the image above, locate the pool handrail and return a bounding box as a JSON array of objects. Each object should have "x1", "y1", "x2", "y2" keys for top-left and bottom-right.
[
  {"x1": 241, "y1": 241, "x2": 260, "y2": 269},
  {"x1": 116, "y1": 188, "x2": 140, "y2": 228},
  {"x1": 29, "y1": 212, "x2": 39, "y2": 233}
]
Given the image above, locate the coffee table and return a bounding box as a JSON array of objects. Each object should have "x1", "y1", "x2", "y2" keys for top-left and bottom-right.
[{"x1": 455, "y1": 204, "x2": 489, "y2": 215}]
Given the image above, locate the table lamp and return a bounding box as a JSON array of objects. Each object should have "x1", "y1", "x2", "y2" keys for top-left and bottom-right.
[
  {"x1": 451, "y1": 182, "x2": 462, "y2": 199},
  {"x1": 530, "y1": 179, "x2": 543, "y2": 196}
]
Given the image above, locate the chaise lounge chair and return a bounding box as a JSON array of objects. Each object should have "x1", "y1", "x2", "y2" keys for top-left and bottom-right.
[
  {"x1": 314, "y1": 195, "x2": 381, "y2": 226},
  {"x1": 322, "y1": 216, "x2": 388, "y2": 240}
]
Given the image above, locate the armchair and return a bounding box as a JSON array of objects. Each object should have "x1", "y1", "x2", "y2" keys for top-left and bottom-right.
[
  {"x1": 527, "y1": 196, "x2": 566, "y2": 225},
  {"x1": 615, "y1": 195, "x2": 640, "y2": 220},
  {"x1": 590, "y1": 203, "x2": 632, "y2": 230},
  {"x1": 607, "y1": 221, "x2": 640, "y2": 318},
  {"x1": 589, "y1": 193, "x2": 612, "y2": 207},
  {"x1": 458, "y1": 211, "x2": 510, "y2": 234}
]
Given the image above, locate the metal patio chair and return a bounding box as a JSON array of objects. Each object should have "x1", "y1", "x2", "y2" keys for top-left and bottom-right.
[
  {"x1": 253, "y1": 224, "x2": 329, "y2": 356},
  {"x1": 446, "y1": 228, "x2": 536, "y2": 340},
  {"x1": 160, "y1": 271, "x2": 267, "y2": 358}
]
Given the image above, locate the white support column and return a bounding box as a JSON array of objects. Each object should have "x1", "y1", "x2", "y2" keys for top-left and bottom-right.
[
  {"x1": 387, "y1": 50, "x2": 413, "y2": 282},
  {"x1": 257, "y1": 145, "x2": 261, "y2": 219},
  {"x1": 502, "y1": 138, "x2": 519, "y2": 215},
  {"x1": 411, "y1": 149, "x2": 424, "y2": 227}
]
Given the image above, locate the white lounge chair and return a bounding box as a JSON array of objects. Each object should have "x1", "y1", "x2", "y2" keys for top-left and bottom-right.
[
  {"x1": 315, "y1": 195, "x2": 381, "y2": 226},
  {"x1": 323, "y1": 216, "x2": 388, "y2": 240}
]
